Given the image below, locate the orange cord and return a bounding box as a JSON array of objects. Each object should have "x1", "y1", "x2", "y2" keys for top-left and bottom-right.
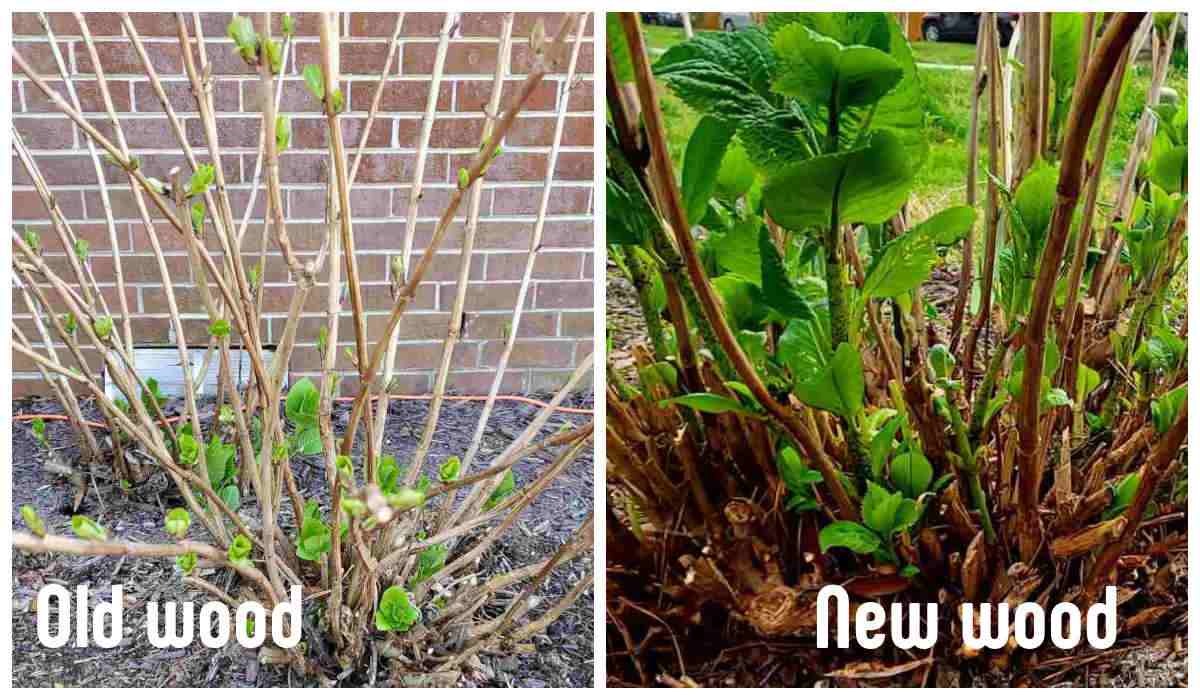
[{"x1": 15, "y1": 393, "x2": 593, "y2": 431}]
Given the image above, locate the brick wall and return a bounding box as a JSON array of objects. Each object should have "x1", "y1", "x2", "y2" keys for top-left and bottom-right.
[{"x1": 11, "y1": 12, "x2": 595, "y2": 399}]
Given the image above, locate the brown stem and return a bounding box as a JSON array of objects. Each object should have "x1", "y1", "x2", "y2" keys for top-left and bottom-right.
[{"x1": 1015, "y1": 13, "x2": 1146, "y2": 560}]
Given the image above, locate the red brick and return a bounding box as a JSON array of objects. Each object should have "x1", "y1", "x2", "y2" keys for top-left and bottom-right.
[
  {"x1": 389, "y1": 185, "x2": 462, "y2": 219},
  {"x1": 14, "y1": 117, "x2": 75, "y2": 149},
  {"x1": 12, "y1": 41, "x2": 72, "y2": 77},
  {"x1": 14, "y1": 189, "x2": 83, "y2": 220},
  {"x1": 23, "y1": 79, "x2": 132, "y2": 113},
  {"x1": 294, "y1": 41, "x2": 395, "y2": 76},
  {"x1": 480, "y1": 338, "x2": 574, "y2": 368},
  {"x1": 402, "y1": 116, "x2": 484, "y2": 149},
  {"x1": 446, "y1": 369, "x2": 524, "y2": 394},
  {"x1": 489, "y1": 185, "x2": 592, "y2": 216},
  {"x1": 349, "y1": 80, "x2": 451, "y2": 112},
  {"x1": 196, "y1": 41, "x2": 264, "y2": 77},
  {"x1": 295, "y1": 311, "x2": 451, "y2": 344},
  {"x1": 567, "y1": 78, "x2": 594, "y2": 111},
  {"x1": 450, "y1": 152, "x2": 545, "y2": 182},
  {"x1": 460, "y1": 13, "x2": 580, "y2": 38},
  {"x1": 348, "y1": 13, "x2": 443, "y2": 38},
  {"x1": 89, "y1": 116, "x2": 179, "y2": 149},
  {"x1": 127, "y1": 218, "x2": 195, "y2": 251},
  {"x1": 92, "y1": 254, "x2": 190, "y2": 284},
  {"x1": 197, "y1": 13, "x2": 324, "y2": 39},
  {"x1": 403, "y1": 41, "x2": 498, "y2": 75},
  {"x1": 511, "y1": 40, "x2": 593, "y2": 76},
  {"x1": 448, "y1": 282, "x2": 533, "y2": 312},
  {"x1": 534, "y1": 280, "x2": 592, "y2": 309},
  {"x1": 560, "y1": 311, "x2": 591, "y2": 337},
  {"x1": 486, "y1": 251, "x2": 582, "y2": 281},
  {"x1": 245, "y1": 78, "x2": 348, "y2": 114},
  {"x1": 351, "y1": 152, "x2": 446, "y2": 184},
  {"x1": 554, "y1": 151, "x2": 593, "y2": 181},
  {"x1": 530, "y1": 368, "x2": 591, "y2": 392},
  {"x1": 289, "y1": 187, "x2": 392, "y2": 220},
  {"x1": 455, "y1": 78, "x2": 557, "y2": 113},
  {"x1": 505, "y1": 115, "x2": 592, "y2": 147},
  {"x1": 465, "y1": 310, "x2": 557, "y2": 339},
  {"x1": 225, "y1": 186, "x2": 273, "y2": 220},
  {"x1": 291, "y1": 116, "x2": 392, "y2": 149},
  {"x1": 134, "y1": 78, "x2": 240, "y2": 113},
  {"x1": 75, "y1": 39, "x2": 182, "y2": 75}
]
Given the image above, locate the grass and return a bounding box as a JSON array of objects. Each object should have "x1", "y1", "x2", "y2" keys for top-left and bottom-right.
[
  {"x1": 642, "y1": 23, "x2": 687, "y2": 55},
  {"x1": 912, "y1": 40, "x2": 978, "y2": 66}
]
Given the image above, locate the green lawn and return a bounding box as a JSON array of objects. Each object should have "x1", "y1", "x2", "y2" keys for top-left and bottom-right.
[
  {"x1": 912, "y1": 40, "x2": 978, "y2": 66},
  {"x1": 642, "y1": 24, "x2": 687, "y2": 55}
]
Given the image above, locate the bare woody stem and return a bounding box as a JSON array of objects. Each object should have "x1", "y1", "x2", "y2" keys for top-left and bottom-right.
[
  {"x1": 338, "y1": 14, "x2": 580, "y2": 457},
  {"x1": 1015, "y1": 12, "x2": 1145, "y2": 561}
]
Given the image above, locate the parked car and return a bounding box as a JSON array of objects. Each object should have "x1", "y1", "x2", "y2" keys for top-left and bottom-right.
[
  {"x1": 639, "y1": 12, "x2": 684, "y2": 27},
  {"x1": 922, "y1": 12, "x2": 1017, "y2": 46},
  {"x1": 720, "y1": 12, "x2": 753, "y2": 32}
]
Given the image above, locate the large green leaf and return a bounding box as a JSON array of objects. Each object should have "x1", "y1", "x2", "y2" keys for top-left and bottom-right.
[
  {"x1": 659, "y1": 393, "x2": 758, "y2": 417},
  {"x1": 764, "y1": 12, "x2": 892, "y2": 51},
  {"x1": 793, "y1": 342, "x2": 864, "y2": 418},
  {"x1": 1149, "y1": 145, "x2": 1187, "y2": 194},
  {"x1": 285, "y1": 377, "x2": 320, "y2": 427},
  {"x1": 206, "y1": 438, "x2": 236, "y2": 487},
  {"x1": 862, "y1": 206, "x2": 974, "y2": 299},
  {"x1": 819, "y1": 520, "x2": 882, "y2": 554},
  {"x1": 682, "y1": 117, "x2": 736, "y2": 225},
  {"x1": 1013, "y1": 160, "x2": 1058, "y2": 252},
  {"x1": 759, "y1": 227, "x2": 813, "y2": 320},
  {"x1": 712, "y1": 215, "x2": 763, "y2": 284},
  {"x1": 712, "y1": 275, "x2": 767, "y2": 330},
  {"x1": 778, "y1": 311, "x2": 833, "y2": 384},
  {"x1": 772, "y1": 24, "x2": 902, "y2": 109},
  {"x1": 862, "y1": 481, "x2": 902, "y2": 535},
  {"x1": 1151, "y1": 383, "x2": 1186, "y2": 434},
  {"x1": 605, "y1": 179, "x2": 646, "y2": 246},
  {"x1": 862, "y1": 16, "x2": 927, "y2": 166},
  {"x1": 915, "y1": 204, "x2": 976, "y2": 245},
  {"x1": 763, "y1": 129, "x2": 913, "y2": 230},
  {"x1": 715, "y1": 139, "x2": 758, "y2": 199},
  {"x1": 890, "y1": 450, "x2": 932, "y2": 498}
]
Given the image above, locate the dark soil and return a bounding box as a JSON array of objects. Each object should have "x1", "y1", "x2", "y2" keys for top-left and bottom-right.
[{"x1": 11, "y1": 393, "x2": 594, "y2": 688}]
